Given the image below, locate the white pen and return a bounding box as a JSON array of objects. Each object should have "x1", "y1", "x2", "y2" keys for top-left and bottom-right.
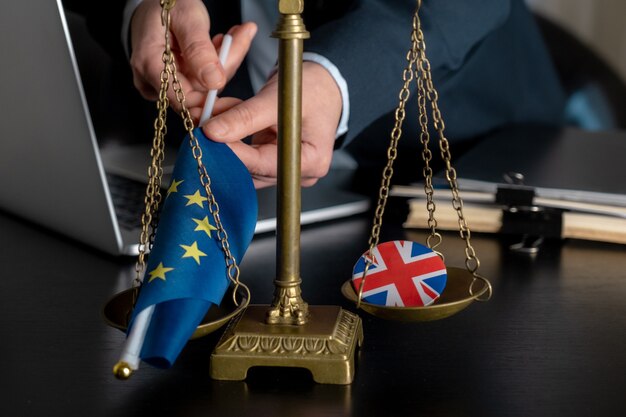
[{"x1": 199, "y1": 34, "x2": 233, "y2": 127}]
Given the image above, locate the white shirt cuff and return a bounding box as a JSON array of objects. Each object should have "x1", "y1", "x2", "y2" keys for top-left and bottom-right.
[
  {"x1": 302, "y1": 52, "x2": 350, "y2": 139},
  {"x1": 122, "y1": 0, "x2": 144, "y2": 59}
]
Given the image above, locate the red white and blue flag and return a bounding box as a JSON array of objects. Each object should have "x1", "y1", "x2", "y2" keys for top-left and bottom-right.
[{"x1": 351, "y1": 241, "x2": 447, "y2": 307}]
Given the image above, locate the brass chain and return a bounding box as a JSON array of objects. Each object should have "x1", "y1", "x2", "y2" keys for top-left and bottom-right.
[
  {"x1": 362, "y1": 0, "x2": 491, "y2": 302},
  {"x1": 413, "y1": 10, "x2": 480, "y2": 275},
  {"x1": 358, "y1": 8, "x2": 420, "y2": 307},
  {"x1": 131, "y1": 3, "x2": 172, "y2": 302},
  {"x1": 133, "y1": 0, "x2": 249, "y2": 307},
  {"x1": 366, "y1": 12, "x2": 419, "y2": 253},
  {"x1": 415, "y1": 51, "x2": 442, "y2": 255}
]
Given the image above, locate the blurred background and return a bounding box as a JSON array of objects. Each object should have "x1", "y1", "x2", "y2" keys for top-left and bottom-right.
[
  {"x1": 527, "y1": 0, "x2": 626, "y2": 83},
  {"x1": 526, "y1": 0, "x2": 626, "y2": 129}
]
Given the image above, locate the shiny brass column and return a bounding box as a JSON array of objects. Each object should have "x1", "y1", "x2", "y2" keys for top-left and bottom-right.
[
  {"x1": 210, "y1": 0, "x2": 363, "y2": 384},
  {"x1": 266, "y1": 0, "x2": 310, "y2": 326}
]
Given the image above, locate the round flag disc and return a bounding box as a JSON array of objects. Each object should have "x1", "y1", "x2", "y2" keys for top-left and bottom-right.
[{"x1": 351, "y1": 241, "x2": 447, "y2": 307}]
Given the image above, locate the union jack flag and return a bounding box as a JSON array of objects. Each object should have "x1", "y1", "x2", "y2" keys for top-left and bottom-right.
[{"x1": 351, "y1": 241, "x2": 447, "y2": 307}]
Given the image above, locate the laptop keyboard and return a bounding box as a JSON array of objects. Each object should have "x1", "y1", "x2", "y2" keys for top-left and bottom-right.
[{"x1": 106, "y1": 174, "x2": 153, "y2": 230}]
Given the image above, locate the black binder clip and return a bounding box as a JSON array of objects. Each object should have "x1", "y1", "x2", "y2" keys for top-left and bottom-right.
[{"x1": 497, "y1": 172, "x2": 564, "y2": 254}]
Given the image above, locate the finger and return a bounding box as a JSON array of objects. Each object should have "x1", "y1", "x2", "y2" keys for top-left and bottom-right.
[
  {"x1": 301, "y1": 140, "x2": 332, "y2": 183},
  {"x1": 132, "y1": 73, "x2": 159, "y2": 101},
  {"x1": 189, "y1": 97, "x2": 242, "y2": 124},
  {"x1": 247, "y1": 118, "x2": 334, "y2": 182},
  {"x1": 222, "y1": 22, "x2": 257, "y2": 82},
  {"x1": 226, "y1": 141, "x2": 277, "y2": 187},
  {"x1": 130, "y1": 42, "x2": 166, "y2": 100},
  {"x1": 170, "y1": 7, "x2": 225, "y2": 90},
  {"x1": 142, "y1": 46, "x2": 230, "y2": 114},
  {"x1": 253, "y1": 177, "x2": 279, "y2": 189},
  {"x1": 184, "y1": 90, "x2": 208, "y2": 110},
  {"x1": 203, "y1": 87, "x2": 277, "y2": 142},
  {"x1": 206, "y1": 24, "x2": 257, "y2": 86},
  {"x1": 213, "y1": 97, "x2": 245, "y2": 115},
  {"x1": 227, "y1": 137, "x2": 324, "y2": 188},
  {"x1": 129, "y1": 2, "x2": 170, "y2": 100},
  {"x1": 212, "y1": 33, "x2": 224, "y2": 46},
  {"x1": 198, "y1": 96, "x2": 242, "y2": 134}
]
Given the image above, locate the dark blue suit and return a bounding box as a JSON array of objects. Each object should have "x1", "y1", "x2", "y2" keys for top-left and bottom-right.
[
  {"x1": 73, "y1": 0, "x2": 565, "y2": 166},
  {"x1": 205, "y1": 0, "x2": 565, "y2": 147}
]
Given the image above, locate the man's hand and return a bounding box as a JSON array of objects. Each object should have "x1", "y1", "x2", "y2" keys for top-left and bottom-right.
[
  {"x1": 202, "y1": 62, "x2": 343, "y2": 188},
  {"x1": 129, "y1": 0, "x2": 256, "y2": 117},
  {"x1": 129, "y1": 1, "x2": 342, "y2": 188}
]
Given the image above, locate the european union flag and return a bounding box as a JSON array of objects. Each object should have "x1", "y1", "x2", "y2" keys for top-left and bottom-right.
[{"x1": 128, "y1": 128, "x2": 257, "y2": 368}]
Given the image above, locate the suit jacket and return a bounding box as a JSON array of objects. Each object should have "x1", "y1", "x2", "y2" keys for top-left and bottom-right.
[
  {"x1": 206, "y1": 0, "x2": 565, "y2": 147},
  {"x1": 74, "y1": 0, "x2": 565, "y2": 149}
]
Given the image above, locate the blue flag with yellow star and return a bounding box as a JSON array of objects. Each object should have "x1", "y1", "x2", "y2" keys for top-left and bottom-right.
[{"x1": 129, "y1": 128, "x2": 257, "y2": 368}]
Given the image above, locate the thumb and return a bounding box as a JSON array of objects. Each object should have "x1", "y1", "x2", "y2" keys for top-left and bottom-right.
[{"x1": 203, "y1": 86, "x2": 278, "y2": 142}]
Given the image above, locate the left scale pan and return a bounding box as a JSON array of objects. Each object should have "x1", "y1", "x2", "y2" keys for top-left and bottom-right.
[{"x1": 103, "y1": 285, "x2": 249, "y2": 339}]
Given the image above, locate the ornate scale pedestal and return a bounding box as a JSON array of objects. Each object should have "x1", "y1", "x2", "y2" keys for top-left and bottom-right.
[
  {"x1": 209, "y1": 0, "x2": 363, "y2": 385},
  {"x1": 211, "y1": 306, "x2": 363, "y2": 384}
]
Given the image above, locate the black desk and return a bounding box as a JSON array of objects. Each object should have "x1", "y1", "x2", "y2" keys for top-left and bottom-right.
[{"x1": 1, "y1": 204, "x2": 625, "y2": 417}]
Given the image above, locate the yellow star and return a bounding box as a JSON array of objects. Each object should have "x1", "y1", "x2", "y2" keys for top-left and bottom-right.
[
  {"x1": 166, "y1": 179, "x2": 184, "y2": 196},
  {"x1": 180, "y1": 241, "x2": 207, "y2": 265},
  {"x1": 147, "y1": 262, "x2": 174, "y2": 283},
  {"x1": 192, "y1": 216, "x2": 217, "y2": 238},
  {"x1": 184, "y1": 190, "x2": 207, "y2": 208}
]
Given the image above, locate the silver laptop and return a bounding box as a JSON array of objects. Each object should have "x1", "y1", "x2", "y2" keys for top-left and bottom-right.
[{"x1": 0, "y1": 0, "x2": 369, "y2": 256}]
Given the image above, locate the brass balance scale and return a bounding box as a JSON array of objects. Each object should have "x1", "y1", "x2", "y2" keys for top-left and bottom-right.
[{"x1": 103, "y1": 0, "x2": 492, "y2": 384}]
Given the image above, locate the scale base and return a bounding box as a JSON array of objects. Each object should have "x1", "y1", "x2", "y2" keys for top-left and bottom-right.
[{"x1": 210, "y1": 305, "x2": 363, "y2": 384}]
